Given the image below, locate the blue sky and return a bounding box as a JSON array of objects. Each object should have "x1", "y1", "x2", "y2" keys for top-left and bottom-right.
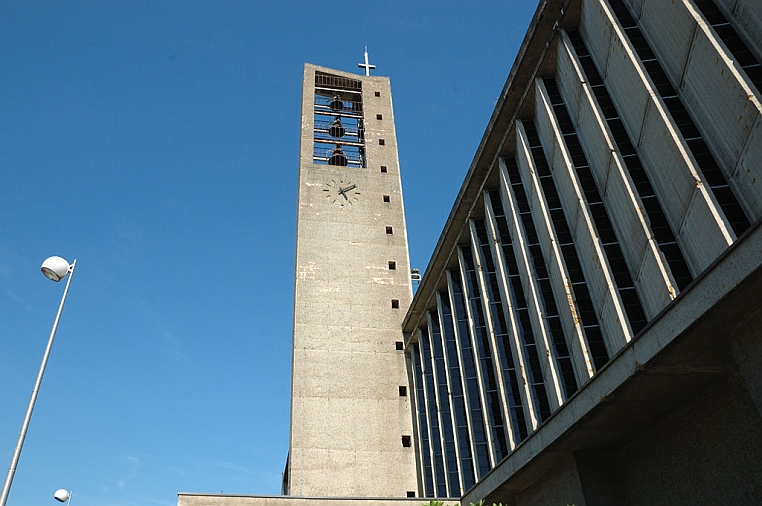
[{"x1": 0, "y1": 2, "x2": 537, "y2": 505}]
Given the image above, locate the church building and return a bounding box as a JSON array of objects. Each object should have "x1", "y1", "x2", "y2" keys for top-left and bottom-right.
[{"x1": 179, "y1": 0, "x2": 762, "y2": 505}]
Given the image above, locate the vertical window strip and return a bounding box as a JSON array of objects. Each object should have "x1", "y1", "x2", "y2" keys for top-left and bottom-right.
[
  {"x1": 692, "y1": 0, "x2": 762, "y2": 92},
  {"x1": 542, "y1": 77, "x2": 648, "y2": 335},
  {"x1": 486, "y1": 190, "x2": 554, "y2": 420},
  {"x1": 482, "y1": 197, "x2": 542, "y2": 431},
  {"x1": 438, "y1": 290, "x2": 476, "y2": 491},
  {"x1": 503, "y1": 157, "x2": 579, "y2": 399},
  {"x1": 459, "y1": 246, "x2": 509, "y2": 462},
  {"x1": 419, "y1": 326, "x2": 447, "y2": 497},
  {"x1": 448, "y1": 269, "x2": 493, "y2": 477},
  {"x1": 427, "y1": 310, "x2": 458, "y2": 497},
  {"x1": 471, "y1": 218, "x2": 531, "y2": 439},
  {"x1": 411, "y1": 342, "x2": 434, "y2": 497},
  {"x1": 494, "y1": 169, "x2": 580, "y2": 401},
  {"x1": 607, "y1": 0, "x2": 751, "y2": 238},
  {"x1": 468, "y1": 219, "x2": 519, "y2": 447},
  {"x1": 565, "y1": 30, "x2": 694, "y2": 292},
  {"x1": 518, "y1": 123, "x2": 610, "y2": 369}
]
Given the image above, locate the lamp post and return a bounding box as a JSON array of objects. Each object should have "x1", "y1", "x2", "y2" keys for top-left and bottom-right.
[{"x1": 0, "y1": 257, "x2": 77, "y2": 506}]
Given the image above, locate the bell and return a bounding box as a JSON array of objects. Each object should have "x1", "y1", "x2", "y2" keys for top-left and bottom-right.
[
  {"x1": 329, "y1": 95, "x2": 344, "y2": 111},
  {"x1": 329, "y1": 145, "x2": 348, "y2": 166},
  {"x1": 329, "y1": 117, "x2": 345, "y2": 138}
]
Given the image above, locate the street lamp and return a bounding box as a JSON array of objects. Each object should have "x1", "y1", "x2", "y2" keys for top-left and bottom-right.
[{"x1": 0, "y1": 257, "x2": 77, "y2": 506}]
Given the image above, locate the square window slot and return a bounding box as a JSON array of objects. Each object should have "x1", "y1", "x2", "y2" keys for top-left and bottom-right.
[
  {"x1": 399, "y1": 386, "x2": 407, "y2": 396},
  {"x1": 376, "y1": 114, "x2": 383, "y2": 120},
  {"x1": 383, "y1": 195, "x2": 390, "y2": 202},
  {"x1": 388, "y1": 261, "x2": 396, "y2": 270},
  {"x1": 379, "y1": 139, "x2": 385, "y2": 146},
  {"x1": 380, "y1": 165, "x2": 388, "y2": 173},
  {"x1": 395, "y1": 341, "x2": 404, "y2": 350},
  {"x1": 401, "y1": 435, "x2": 411, "y2": 447},
  {"x1": 391, "y1": 299, "x2": 399, "y2": 309},
  {"x1": 386, "y1": 226, "x2": 393, "y2": 234}
]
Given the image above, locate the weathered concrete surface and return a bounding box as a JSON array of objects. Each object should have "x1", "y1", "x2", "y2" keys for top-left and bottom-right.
[
  {"x1": 178, "y1": 495, "x2": 431, "y2": 506},
  {"x1": 461, "y1": 221, "x2": 762, "y2": 506},
  {"x1": 288, "y1": 64, "x2": 416, "y2": 497},
  {"x1": 404, "y1": 0, "x2": 762, "y2": 501}
]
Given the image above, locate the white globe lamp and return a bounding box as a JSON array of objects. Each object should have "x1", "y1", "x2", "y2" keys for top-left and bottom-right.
[
  {"x1": 41, "y1": 256, "x2": 72, "y2": 282},
  {"x1": 54, "y1": 489, "x2": 71, "y2": 503}
]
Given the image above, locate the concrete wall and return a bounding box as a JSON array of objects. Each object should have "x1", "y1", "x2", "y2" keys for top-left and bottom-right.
[
  {"x1": 510, "y1": 126, "x2": 595, "y2": 384},
  {"x1": 472, "y1": 369, "x2": 762, "y2": 506},
  {"x1": 555, "y1": 30, "x2": 675, "y2": 319},
  {"x1": 178, "y1": 495, "x2": 430, "y2": 506},
  {"x1": 496, "y1": 155, "x2": 580, "y2": 401},
  {"x1": 404, "y1": 0, "x2": 762, "y2": 501},
  {"x1": 714, "y1": 0, "x2": 762, "y2": 65},
  {"x1": 580, "y1": 0, "x2": 735, "y2": 274},
  {"x1": 533, "y1": 78, "x2": 632, "y2": 354},
  {"x1": 513, "y1": 454, "x2": 586, "y2": 506},
  {"x1": 460, "y1": 222, "x2": 762, "y2": 506},
  {"x1": 631, "y1": 0, "x2": 762, "y2": 223},
  {"x1": 288, "y1": 65, "x2": 416, "y2": 497},
  {"x1": 619, "y1": 375, "x2": 762, "y2": 506}
]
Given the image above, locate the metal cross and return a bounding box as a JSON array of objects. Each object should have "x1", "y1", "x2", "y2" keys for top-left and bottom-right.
[{"x1": 357, "y1": 44, "x2": 376, "y2": 76}]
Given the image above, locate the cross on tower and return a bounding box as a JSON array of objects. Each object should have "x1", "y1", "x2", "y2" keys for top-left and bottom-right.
[{"x1": 358, "y1": 45, "x2": 376, "y2": 76}]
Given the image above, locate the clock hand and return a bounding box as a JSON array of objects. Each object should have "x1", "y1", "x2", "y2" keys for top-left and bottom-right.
[{"x1": 338, "y1": 184, "x2": 356, "y2": 199}]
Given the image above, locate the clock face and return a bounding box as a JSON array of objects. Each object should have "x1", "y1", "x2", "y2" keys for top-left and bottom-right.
[{"x1": 324, "y1": 179, "x2": 360, "y2": 206}]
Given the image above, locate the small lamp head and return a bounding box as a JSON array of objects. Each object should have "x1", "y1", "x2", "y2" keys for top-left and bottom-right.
[
  {"x1": 41, "y1": 257, "x2": 71, "y2": 282},
  {"x1": 54, "y1": 489, "x2": 71, "y2": 502}
]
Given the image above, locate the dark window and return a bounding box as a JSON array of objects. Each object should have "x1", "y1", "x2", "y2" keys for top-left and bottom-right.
[
  {"x1": 460, "y1": 246, "x2": 512, "y2": 460},
  {"x1": 399, "y1": 386, "x2": 407, "y2": 396},
  {"x1": 374, "y1": 91, "x2": 381, "y2": 97},
  {"x1": 379, "y1": 139, "x2": 385, "y2": 146},
  {"x1": 402, "y1": 435, "x2": 412, "y2": 447},
  {"x1": 383, "y1": 195, "x2": 390, "y2": 202},
  {"x1": 389, "y1": 261, "x2": 397, "y2": 270},
  {"x1": 406, "y1": 492, "x2": 416, "y2": 498},
  {"x1": 449, "y1": 269, "x2": 491, "y2": 476},
  {"x1": 386, "y1": 226, "x2": 393, "y2": 234},
  {"x1": 391, "y1": 299, "x2": 400, "y2": 309},
  {"x1": 426, "y1": 308, "x2": 458, "y2": 496},
  {"x1": 376, "y1": 114, "x2": 383, "y2": 120},
  {"x1": 411, "y1": 343, "x2": 434, "y2": 496},
  {"x1": 380, "y1": 165, "x2": 388, "y2": 173},
  {"x1": 395, "y1": 341, "x2": 404, "y2": 350},
  {"x1": 439, "y1": 292, "x2": 476, "y2": 489}
]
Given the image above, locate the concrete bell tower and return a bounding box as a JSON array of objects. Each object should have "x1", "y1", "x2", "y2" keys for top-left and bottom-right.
[{"x1": 284, "y1": 63, "x2": 417, "y2": 497}]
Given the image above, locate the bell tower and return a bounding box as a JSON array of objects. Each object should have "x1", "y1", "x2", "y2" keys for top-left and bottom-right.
[{"x1": 284, "y1": 63, "x2": 417, "y2": 497}]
